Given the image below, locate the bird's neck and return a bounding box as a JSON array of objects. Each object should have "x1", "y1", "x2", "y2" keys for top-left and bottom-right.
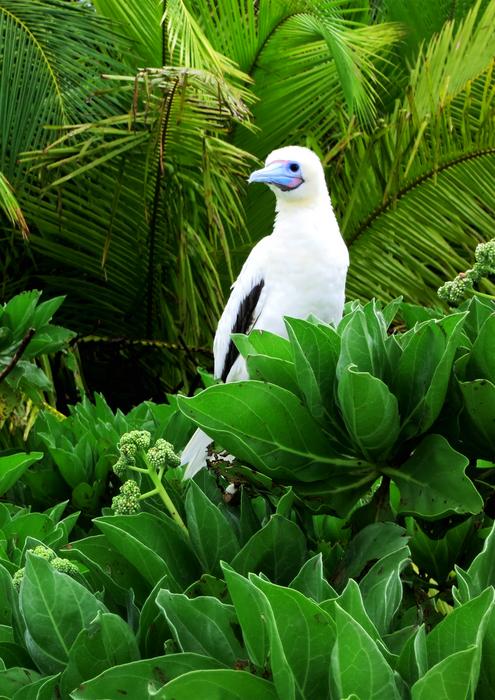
[{"x1": 272, "y1": 195, "x2": 342, "y2": 241}]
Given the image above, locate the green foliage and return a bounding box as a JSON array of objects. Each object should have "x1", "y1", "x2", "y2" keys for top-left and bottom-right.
[
  {"x1": 1, "y1": 1, "x2": 495, "y2": 694},
  {"x1": 178, "y1": 298, "x2": 491, "y2": 519},
  {"x1": 26, "y1": 392, "x2": 192, "y2": 514},
  {"x1": 0, "y1": 290, "x2": 74, "y2": 431},
  {"x1": 6, "y1": 0, "x2": 494, "y2": 398}
]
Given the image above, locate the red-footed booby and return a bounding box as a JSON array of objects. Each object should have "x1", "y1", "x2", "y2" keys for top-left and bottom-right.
[{"x1": 181, "y1": 145, "x2": 349, "y2": 478}]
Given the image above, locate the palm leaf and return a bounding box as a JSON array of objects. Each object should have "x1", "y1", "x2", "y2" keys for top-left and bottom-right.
[
  {"x1": 23, "y1": 67, "x2": 255, "y2": 347},
  {"x1": 335, "y1": 0, "x2": 495, "y2": 303},
  {"x1": 0, "y1": 172, "x2": 28, "y2": 239},
  {"x1": 91, "y1": 0, "x2": 164, "y2": 67}
]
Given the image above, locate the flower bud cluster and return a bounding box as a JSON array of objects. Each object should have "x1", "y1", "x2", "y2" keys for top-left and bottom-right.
[
  {"x1": 111, "y1": 479, "x2": 141, "y2": 514},
  {"x1": 474, "y1": 239, "x2": 495, "y2": 274},
  {"x1": 12, "y1": 546, "x2": 79, "y2": 589},
  {"x1": 438, "y1": 238, "x2": 495, "y2": 305},
  {"x1": 112, "y1": 430, "x2": 151, "y2": 477},
  {"x1": 146, "y1": 438, "x2": 181, "y2": 471}
]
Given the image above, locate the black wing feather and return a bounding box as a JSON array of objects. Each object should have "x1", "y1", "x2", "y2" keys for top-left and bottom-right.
[{"x1": 220, "y1": 280, "x2": 265, "y2": 382}]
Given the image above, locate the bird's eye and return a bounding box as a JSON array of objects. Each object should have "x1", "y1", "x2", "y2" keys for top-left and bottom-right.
[{"x1": 289, "y1": 162, "x2": 300, "y2": 173}]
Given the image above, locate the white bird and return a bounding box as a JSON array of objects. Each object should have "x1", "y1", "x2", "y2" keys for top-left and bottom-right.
[{"x1": 181, "y1": 145, "x2": 349, "y2": 478}]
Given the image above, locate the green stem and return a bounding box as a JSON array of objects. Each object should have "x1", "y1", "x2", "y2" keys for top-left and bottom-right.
[
  {"x1": 142, "y1": 453, "x2": 188, "y2": 535},
  {"x1": 472, "y1": 290, "x2": 495, "y2": 301},
  {"x1": 140, "y1": 488, "x2": 158, "y2": 499},
  {"x1": 128, "y1": 465, "x2": 149, "y2": 474},
  {"x1": 381, "y1": 466, "x2": 423, "y2": 485}
]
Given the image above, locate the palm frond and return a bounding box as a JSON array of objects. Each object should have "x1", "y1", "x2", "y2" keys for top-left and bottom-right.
[
  {"x1": 331, "y1": 0, "x2": 495, "y2": 305},
  {"x1": 374, "y1": 0, "x2": 491, "y2": 58},
  {"x1": 0, "y1": 0, "x2": 127, "y2": 187},
  {"x1": 0, "y1": 172, "x2": 28, "y2": 238},
  {"x1": 163, "y1": 0, "x2": 251, "y2": 93},
  {"x1": 92, "y1": 0, "x2": 163, "y2": 67},
  {"x1": 346, "y1": 151, "x2": 495, "y2": 304},
  {"x1": 410, "y1": 0, "x2": 495, "y2": 119},
  {"x1": 23, "y1": 67, "x2": 255, "y2": 346}
]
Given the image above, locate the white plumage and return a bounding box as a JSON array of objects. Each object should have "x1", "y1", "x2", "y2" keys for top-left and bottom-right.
[{"x1": 181, "y1": 145, "x2": 349, "y2": 478}]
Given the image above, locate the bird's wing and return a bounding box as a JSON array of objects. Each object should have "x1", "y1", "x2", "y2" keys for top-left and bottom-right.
[{"x1": 213, "y1": 238, "x2": 269, "y2": 382}]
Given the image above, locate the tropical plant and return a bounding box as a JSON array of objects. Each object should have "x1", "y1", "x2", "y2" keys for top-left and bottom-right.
[
  {"x1": 0, "y1": 290, "x2": 75, "y2": 446},
  {"x1": 3, "y1": 0, "x2": 494, "y2": 398},
  {"x1": 0, "y1": 0, "x2": 395, "y2": 396}
]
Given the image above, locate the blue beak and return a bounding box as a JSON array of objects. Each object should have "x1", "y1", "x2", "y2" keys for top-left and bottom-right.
[{"x1": 248, "y1": 160, "x2": 303, "y2": 191}]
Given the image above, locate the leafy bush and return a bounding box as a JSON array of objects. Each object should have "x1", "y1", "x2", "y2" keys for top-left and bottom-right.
[
  {"x1": 0, "y1": 290, "x2": 74, "y2": 435},
  {"x1": 178, "y1": 296, "x2": 494, "y2": 520},
  {"x1": 1, "y1": 295, "x2": 495, "y2": 697}
]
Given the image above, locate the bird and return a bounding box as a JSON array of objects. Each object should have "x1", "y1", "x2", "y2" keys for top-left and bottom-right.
[{"x1": 181, "y1": 145, "x2": 349, "y2": 478}]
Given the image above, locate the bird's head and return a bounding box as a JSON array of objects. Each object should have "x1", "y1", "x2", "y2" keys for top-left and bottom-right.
[{"x1": 248, "y1": 146, "x2": 328, "y2": 206}]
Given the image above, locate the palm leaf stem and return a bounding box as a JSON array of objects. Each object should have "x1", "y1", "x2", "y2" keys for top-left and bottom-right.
[{"x1": 347, "y1": 146, "x2": 495, "y2": 246}]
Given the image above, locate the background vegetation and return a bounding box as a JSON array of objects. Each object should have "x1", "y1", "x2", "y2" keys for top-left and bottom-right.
[
  {"x1": 2, "y1": 0, "x2": 495, "y2": 404},
  {"x1": 1, "y1": 0, "x2": 495, "y2": 698}
]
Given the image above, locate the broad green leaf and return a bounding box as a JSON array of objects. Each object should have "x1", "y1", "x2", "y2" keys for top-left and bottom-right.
[
  {"x1": 285, "y1": 317, "x2": 340, "y2": 422},
  {"x1": 177, "y1": 381, "x2": 342, "y2": 482},
  {"x1": 239, "y1": 487, "x2": 262, "y2": 547},
  {"x1": 152, "y1": 669, "x2": 279, "y2": 699},
  {"x1": 337, "y1": 367, "x2": 400, "y2": 460},
  {"x1": 31, "y1": 296, "x2": 65, "y2": 328},
  {"x1": 3, "y1": 292, "x2": 40, "y2": 339},
  {"x1": 231, "y1": 514, "x2": 307, "y2": 585},
  {"x1": 156, "y1": 590, "x2": 244, "y2": 666},
  {"x1": 393, "y1": 434, "x2": 482, "y2": 518},
  {"x1": 233, "y1": 330, "x2": 293, "y2": 363},
  {"x1": 465, "y1": 313, "x2": 495, "y2": 381},
  {"x1": 459, "y1": 378, "x2": 495, "y2": 454},
  {"x1": 382, "y1": 625, "x2": 417, "y2": 658},
  {"x1": 397, "y1": 313, "x2": 466, "y2": 439},
  {"x1": 62, "y1": 534, "x2": 149, "y2": 607},
  {"x1": 294, "y1": 471, "x2": 377, "y2": 519},
  {"x1": 252, "y1": 576, "x2": 336, "y2": 700},
  {"x1": 94, "y1": 513, "x2": 200, "y2": 590},
  {"x1": 330, "y1": 604, "x2": 400, "y2": 699},
  {"x1": 11, "y1": 673, "x2": 59, "y2": 700},
  {"x1": 185, "y1": 481, "x2": 239, "y2": 576},
  {"x1": 246, "y1": 354, "x2": 300, "y2": 396},
  {"x1": 453, "y1": 521, "x2": 495, "y2": 604},
  {"x1": 462, "y1": 297, "x2": 495, "y2": 344},
  {"x1": 0, "y1": 563, "x2": 16, "y2": 626},
  {"x1": 0, "y1": 453, "x2": 43, "y2": 497},
  {"x1": 397, "y1": 625, "x2": 427, "y2": 687},
  {"x1": 325, "y1": 579, "x2": 380, "y2": 644},
  {"x1": 184, "y1": 575, "x2": 228, "y2": 600},
  {"x1": 222, "y1": 563, "x2": 268, "y2": 668},
  {"x1": 337, "y1": 307, "x2": 386, "y2": 380},
  {"x1": 335, "y1": 522, "x2": 408, "y2": 585},
  {"x1": 477, "y1": 606, "x2": 495, "y2": 698},
  {"x1": 20, "y1": 554, "x2": 107, "y2": 674},
  {"x1": 61, "y1": 612, "x2": 140, "y2": 695},
  {"x1": 3, "y1": 514, "x2": 55, "y2": 549},
  {"x1": 411, "y1": 646, "x2": 477, "y2": 700},
  {"x1": 426, "y1": 588, "x2": 494, "y2": 693},
  {"x1": 289, "y1": 553, "x2": 337, "y2": 603},
  {"x1": 23, "y1": 326, "x2": 75, "y2": 359},
  {"x1": 359, "y1": 547, "x2": 410, "y2": 634},
  {"x1": 0, "y1": 563, "x2": 24, "y2": 647},
  {"x1": 0, "y1": 668, "x2": 42, "y2": 696},
  {"x1": 136, "y1": 574, "x2": 171, "y2": 657},
  {"x1": 407, "y1": 516, "x2": 474, "y2": 583},
  {"x1": 69, "y1": 654, "x2": 225, "y2": 699},
  {"x1": 233, "y1": 330, "x2": 297, "y2": 393},
  {"x1": 0, "y1": 639, "x2": 32, "y2": 669},
  {"x1": 275, "y1": 486, "x2": 295, "y2": 518}
]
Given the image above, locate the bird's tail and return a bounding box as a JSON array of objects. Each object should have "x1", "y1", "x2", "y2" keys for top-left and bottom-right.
[{"x1": 181, "y1": 428, "x2": 213, "y2": 479}]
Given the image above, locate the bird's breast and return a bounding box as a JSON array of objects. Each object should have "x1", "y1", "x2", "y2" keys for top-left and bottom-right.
[{"x1": 256, "y1": 234, "x2": 348, "y2": 335}]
